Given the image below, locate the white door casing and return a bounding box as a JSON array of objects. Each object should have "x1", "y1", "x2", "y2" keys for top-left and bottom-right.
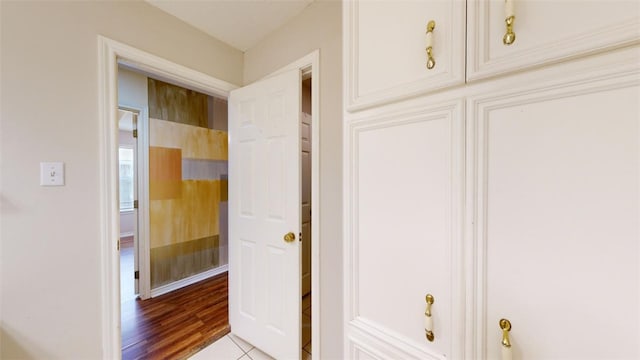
[{"x1": 229, "y1": 69, "x2": 302, "y2": 359}]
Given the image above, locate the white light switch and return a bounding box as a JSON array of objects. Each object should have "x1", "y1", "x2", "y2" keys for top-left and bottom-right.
[{"x1": 40, "y1": 162, "x2": 65, "y2": 186}]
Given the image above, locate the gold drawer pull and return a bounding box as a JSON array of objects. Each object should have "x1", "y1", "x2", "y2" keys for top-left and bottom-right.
[
  {"x1": 425, "y1": 20, "x2": 436, "y2": 69},
  {"x1": 500, "y1": 318, "x2": 513, "y2": 360},
  {"x1": 424, "y1": 294, "x2": 435, "y2": 341},
  {"x1": 503, "y1": 0, "x2": 516, "y2": 45}
]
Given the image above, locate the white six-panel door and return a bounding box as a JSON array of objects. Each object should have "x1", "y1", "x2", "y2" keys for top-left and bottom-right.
[{"x1": 229, "y1": 69, "x2": 302, "y2": 359}]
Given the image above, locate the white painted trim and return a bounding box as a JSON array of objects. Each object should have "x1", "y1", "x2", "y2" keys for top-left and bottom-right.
[
  {"x1": 117, "y1": 105, "x2": 151, "y2": 300},
  {"x1": 98, "y1": 35, "x2": 238, "y2": 360},
  {"x1": 119, "y1": 232, "x2": 134, "y2": 238},
  {"x1": 134, "y1": 107, "x2": 151, "y2": 300},
  {"x1": 151, "y1": 266, "x2": 229, "y2": 298},
  {"x1": 267, "y1": 50, "x2": 321, "y2": 360}
]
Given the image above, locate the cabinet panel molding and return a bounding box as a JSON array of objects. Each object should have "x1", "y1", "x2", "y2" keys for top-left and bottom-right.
[
  {"x1": 467, "y1": 0, "x2": 640, "y2": 81},
  {"x1": 348, "y1": 318, "x2": 444, "y2": 360},
  {"x1": 345, "y1": 100, "x2": 465, "y2": 360},
  {"x1": 344, "y1": 0, "x2": 466, "y2": 112},
  {"x1": 467, "y1": 70, "x2": 640, "y2": 360}
]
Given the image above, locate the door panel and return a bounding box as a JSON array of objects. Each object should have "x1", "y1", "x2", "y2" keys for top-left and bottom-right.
[
  {"x1": 471, "y1": 80, "x2": 640, "y2": 359},
  {"x1": 467, "y1": 0, "x2": 640, "y2": 80},
  {"x1": 229, "y1": 69, "x2": 302, "y2": 359},
  {"x1": 346, "y1": 101, "x2": 465, "y2": 359},
  {"x1": 345, "y1": 0, "x2": 466, "y2": 111}
]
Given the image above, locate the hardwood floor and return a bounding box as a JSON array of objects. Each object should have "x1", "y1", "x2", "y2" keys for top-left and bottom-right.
[{"x1": 121, "y1": 272, "x2": 230, "y2": 360}]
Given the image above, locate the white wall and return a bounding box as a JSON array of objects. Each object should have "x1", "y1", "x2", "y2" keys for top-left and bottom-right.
[
  {"x1": 244, "y1": 1, "x2": 343, "y2": 358},
  {"x1": 0, "y1": 1, "x2": 243, "y2": 358}
]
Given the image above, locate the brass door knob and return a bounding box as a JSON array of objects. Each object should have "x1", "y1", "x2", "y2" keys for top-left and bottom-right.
[{"x1": 283, "y1": 232, "x2": 296, "y2": 243}]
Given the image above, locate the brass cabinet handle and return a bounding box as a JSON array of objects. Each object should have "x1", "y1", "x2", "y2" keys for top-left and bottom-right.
[
  {"x1": 503, "y1": 0, "x2": 516, "y2": 45},
  {"x1": 283, "y1": 232, "x2": 296, "y2": 243},
  {"x1": 426, "y1": 20, "x2": 436, "y2": 69},
  {"x1": 500, "y1": 318, "x2": 513, "y2": 360},
  {"x1": 424, "y1": 294, "x2": 435, "y2": 341}
]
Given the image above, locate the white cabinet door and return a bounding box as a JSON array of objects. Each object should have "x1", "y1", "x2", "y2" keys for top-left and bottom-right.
[
  {"x1": 469, "y1": 70, "x2": 640, "y2": 360},
  {"x1": 228, "y1": 69, "x2": 302, "y2": 360},
  {"x1": 345, "y1": 0, "x2": 466, "y2": 112},
  {"x1": 467, "y1": 0, "x2": 640, "y2": 81},
  {"x1": 345, "y1": 100, "x2": 465, "y2": 359}
]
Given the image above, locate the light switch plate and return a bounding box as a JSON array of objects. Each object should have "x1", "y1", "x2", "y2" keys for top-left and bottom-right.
[{"x1": 40, "y1": 162, "x2": 64, "y2": 186}]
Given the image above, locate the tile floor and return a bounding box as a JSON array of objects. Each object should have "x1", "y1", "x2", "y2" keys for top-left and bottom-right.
[{"x1": 190, "y1": 294, "x2": 312, "y2": 360}]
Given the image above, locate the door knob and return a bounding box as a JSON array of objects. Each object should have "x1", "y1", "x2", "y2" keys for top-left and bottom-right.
[{"x1": 283, "y1": 232, "x2": 296, "y2": 243}]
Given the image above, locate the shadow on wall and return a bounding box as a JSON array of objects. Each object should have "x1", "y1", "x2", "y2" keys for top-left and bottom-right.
[{"x1": 1, "y1": 326, "x2": 49, "y2": 359}]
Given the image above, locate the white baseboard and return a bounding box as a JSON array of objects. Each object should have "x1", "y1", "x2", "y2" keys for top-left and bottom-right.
[
  {"x1": 120, "y1": 232, "x2": 134, "y2": 238},
  {"x1": 150, "y1": 264, "x2": 228, "y2": 298}
]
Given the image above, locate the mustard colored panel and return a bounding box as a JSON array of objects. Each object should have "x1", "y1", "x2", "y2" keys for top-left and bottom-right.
[
  {"x1": 150, "y1": 235, "x2": 219, "y2": 288},
  {"x1": 149, "y1": 146, "x2": 182, "y2": 200},
  {"x1": 149, "y1": 180, "x2": 221, "y2": 248},
  {"x1": 148, "y1": 78, "x2": 209, "y2": 128},
  {"x1": 150, "y1": 118, "x2": 227, "y2": 160}
]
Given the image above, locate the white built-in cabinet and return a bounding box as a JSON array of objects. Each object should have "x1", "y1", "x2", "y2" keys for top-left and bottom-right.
[{"x1": 343, "y1": 1, "x2": 640, "y2": 359}]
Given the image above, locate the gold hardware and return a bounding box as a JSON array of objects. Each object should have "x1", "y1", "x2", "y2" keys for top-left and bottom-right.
[
  {"x1": 425, "y1": 20, "x2": 436, "y2": 69},
  {"x1": 284, "y1": 232, "x2": 296, "y2": 243},
  {"x1": 424, "y1": 294, "x2": 435, "y2": 342},
  {"x1": 425, "y1": 294, "x2": 434, "y2": 316},
  {"x1": 500, "y1": 318, "x2": 512, "y2": 348},
  {"x1": 426, "y1": 330, "x2": 434, "y2": 342},
  {"x1": 503, "y1": 15, "x2": 516, "y2": 45},
  {"x1": 133, "y1": 200, "x2": 138, "y2": 209},
  {"x1": 132, "y1": 129, "x2": 138, "y2": 138}
]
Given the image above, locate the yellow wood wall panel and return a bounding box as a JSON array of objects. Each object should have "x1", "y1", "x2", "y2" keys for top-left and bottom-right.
[
  {"x1": 148, "y1": 78, "x2": 209, "y2": 128},
  {"x1": 149, "y1": 180, "x2": 221, "y2": 248},
  {"x1": 149, "y1": 146, "x2": 182, "y2": 200},
  {"x1": 150, "y1": 118, "x2": 228, "y2": 160}
]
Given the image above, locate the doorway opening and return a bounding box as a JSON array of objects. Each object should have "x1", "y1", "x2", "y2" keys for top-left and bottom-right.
[
  {"x1": 99, "y1": 37, "x2": 321, "y2": 360},
  {"x1": 117, "y1": 67, "x2": 232, "y2": 358},
  {"x1": 300, "y1": 75, "x2": 313, "y2": 358}
]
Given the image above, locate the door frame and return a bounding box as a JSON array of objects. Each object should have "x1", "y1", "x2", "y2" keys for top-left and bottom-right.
[
  {"x1": 98, "y1": 36, "x2": 321, "y2": 359},
  {"x1": 98, "y1": 36, "x2": 237, "y2": 358},
  {"x1": 117, "y1": 105, "x2": 148, "y2": 299}
]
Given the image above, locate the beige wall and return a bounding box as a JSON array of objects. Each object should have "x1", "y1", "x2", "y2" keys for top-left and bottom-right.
[
  {"x1": 244, "y1": 1, "x2": 343, "y2": 358},
  {"x1": 0, "y1": 1, "x2": 243, "y2": 358}
]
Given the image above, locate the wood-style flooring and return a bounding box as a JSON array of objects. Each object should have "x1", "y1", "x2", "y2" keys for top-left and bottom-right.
[{"x1": 121, "y1": 271, "x2": 230, "y2": 360}]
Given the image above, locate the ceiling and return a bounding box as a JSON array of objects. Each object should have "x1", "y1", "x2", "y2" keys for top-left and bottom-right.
[{"x1": 146, "y1": 0, "x2": 314, "y2": 51}]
